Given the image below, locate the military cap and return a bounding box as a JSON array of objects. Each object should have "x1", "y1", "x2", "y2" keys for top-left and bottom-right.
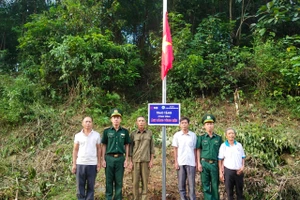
[
  {"x1": 201, "y1": 114, "x2": 216, "y2": 124},
  {"x1": 110, "y1": 108, "x2": 122, "y2": 117}
]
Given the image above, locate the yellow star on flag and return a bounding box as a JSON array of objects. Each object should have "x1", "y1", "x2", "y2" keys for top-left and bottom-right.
[{"x1": 162, "y1": 35, "x2": 172, "y2": 54}]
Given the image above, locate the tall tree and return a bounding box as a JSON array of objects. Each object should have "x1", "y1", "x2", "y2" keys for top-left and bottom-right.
[
  {"x1": 18, "y1": 0, "x2": 143, "y2": 100},
  {"x1": 0, "y1": 0, "x2": 48, "y2": 72}
]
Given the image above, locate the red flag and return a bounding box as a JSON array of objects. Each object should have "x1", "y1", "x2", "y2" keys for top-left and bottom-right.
[{"x1": 161, "y1": 12, "x2": 174, "y2": 80}]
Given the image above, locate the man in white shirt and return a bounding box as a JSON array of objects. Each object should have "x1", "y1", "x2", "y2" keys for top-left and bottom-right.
[
  {"x1": 172, "y1": 117, "x2": 197, "y2": 200},
  {"x1": 72, "y1": 116, "x2": 101, "y2": 200},
  {"x1": 218, "y1": 127, "x2": 245, "y2": 200}
]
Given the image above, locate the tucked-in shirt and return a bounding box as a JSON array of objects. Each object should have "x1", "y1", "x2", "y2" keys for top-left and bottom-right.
[
  {"x1": 130, "y1": 129, "x2": 155, "y2": 162},
  {"x1": 172, "y1": 130, "x2": 197, "y2": 166},
  {"x1": 102, "y1": 126, "x2": 130, "y2": 154},
  {"x1": 196, "y1": 132, "x2": 223, "y2": 160},
  {"x1": 218, "y1": 140, "x2": 246, "y2": 170},
  {"x1": 74, "y1": 130, "x2": 101, "y2": 165}
]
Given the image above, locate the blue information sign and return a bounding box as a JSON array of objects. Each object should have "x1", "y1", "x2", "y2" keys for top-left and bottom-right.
[{"x1": 148, "y1": 103, "x2": 180, "y2": 126}]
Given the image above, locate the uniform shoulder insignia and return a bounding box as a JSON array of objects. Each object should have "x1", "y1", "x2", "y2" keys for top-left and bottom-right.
[{"x1": 103, "y1": 126, "x2": 111, "y2": 130}]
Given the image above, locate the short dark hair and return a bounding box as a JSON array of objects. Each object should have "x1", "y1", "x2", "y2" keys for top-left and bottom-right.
[
  {"x1": 180, "y1": 117, "x2": 190, "y2": 123},
  {"x1": 83, "y1": 116, "x2": 93, "y2": 122}
]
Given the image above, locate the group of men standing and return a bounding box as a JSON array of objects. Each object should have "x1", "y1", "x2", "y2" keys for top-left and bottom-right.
[
  {"x1": 172, "y1": 114, "x2": 246, "y2": 200},
  {"x1": 172, "y1": 114, "x2": 223, "y2": 200},
  {"x1": 72, "y1": 109, "x2": 154, "y2": 200},
  {"x1": 72, "y1": 109, "x2": 245, "y2": 200}
]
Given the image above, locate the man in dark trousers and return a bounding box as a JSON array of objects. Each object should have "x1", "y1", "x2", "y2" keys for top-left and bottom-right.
[
  {"x1": 72, "y1": 116, "x2": 101, "y2": 200},
  {"x1": 218, "y1": 128, "x2": 245, "y2": 200},
  {"x1": 196, "y1": 114, "x2": 223, "y2": 200},
  {"x1": 101, "y1": 108, "x2": 130, "y2": 200}
]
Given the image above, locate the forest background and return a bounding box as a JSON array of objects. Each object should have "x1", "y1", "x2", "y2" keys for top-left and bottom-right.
[{"x1": 0, "y1": 0, "x2": 300, "y2": 199}]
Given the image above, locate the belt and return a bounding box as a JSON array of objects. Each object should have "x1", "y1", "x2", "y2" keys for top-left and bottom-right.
[
  {"x1": 201, "y1": 158, "x2": 217, "y2": 164},
  {"x1": 225, "y1": 167, "x2": 237, "y2": 171},
  {"x1": 107, "y1": 153, "x2": 124, "y2": 158}
]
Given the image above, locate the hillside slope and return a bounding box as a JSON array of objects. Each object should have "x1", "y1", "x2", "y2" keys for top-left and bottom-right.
[{"x1": 1, "y1": 99, "x2": 300, "y2": 199}]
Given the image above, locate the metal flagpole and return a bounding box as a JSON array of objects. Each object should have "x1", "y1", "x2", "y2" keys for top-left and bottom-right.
[
  {"x1": 162, "y1": 80, "x2": 167, "y2": 199},
  {"x1": 162, "y1": 82, "x2": 167, "y2": 200},
  {"x1": 162, "y1": 0, "x2": 167, "y2": 199}
]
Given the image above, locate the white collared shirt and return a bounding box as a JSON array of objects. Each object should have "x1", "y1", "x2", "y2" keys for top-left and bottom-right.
[
  {"x1": 172, "y1": 130, "x2": 197, "y2": 166},
  {"x1": 74, "y1": 130, "x2": 101, "y2": 165},
  {"x1": 218, "y1": 140, "x2": 246, "y2": 170}
]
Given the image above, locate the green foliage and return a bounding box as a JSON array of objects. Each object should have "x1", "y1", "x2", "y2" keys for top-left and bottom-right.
[
  {"x1": 251, "y1": 35, "x2": 300, "y2": 100},
  {"x1": 85, "y1": 89, "x2": 126, "y2": 127},
  {"x1": 286, "y1": 95, "x2": 300, "y2": 117},
  {"x1": 236, "y1": 123, "x2": 295, "y2": 169},
  {"x1": 166, "y1": 14, "x2": 239, "y2": 99},
  {"x1": 252, "y1": 37, "x2": 285, "y2": 96},
  {"x1": 0, "y1": 0, "x2": 48, "y2": 72},
  {"x1": 282, "y1": 35, "x2": 300, "y2": 93},
  {"x1": 254, "y1": 0, "x2": 300, "y2": 37},
  {"x1": 48, "y1": 33, "x2": 141, "y2": 91},
  {"x1": 18, "y1": 0, "x2": 143, "y2": 102},
  {"x1": 0, "y1": 75, "x2": 43, "y2": 123}
]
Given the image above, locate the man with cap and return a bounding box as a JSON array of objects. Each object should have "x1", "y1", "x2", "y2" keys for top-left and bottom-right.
[
  {"x1": 129, "y1": 116, "x2": 155, "y2": 200},
  {"x1": 101, "y1": 108, "x2": 130, "y2": 200},
  {"x1": 196, "y1": 114, "x2": 223, "y2": 200}
]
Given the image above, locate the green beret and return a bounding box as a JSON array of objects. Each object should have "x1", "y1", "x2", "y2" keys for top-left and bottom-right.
[
  {"x1": 201, "y1": 114, "x2": 216, "y2": 124},
  {"x1": 110, "y1": 108, "x2": 122, "y2": 117}
]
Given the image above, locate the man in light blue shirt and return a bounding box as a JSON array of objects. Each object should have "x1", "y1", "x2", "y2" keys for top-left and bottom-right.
[{"x1": 218, "y1": 127, "x2": 245, "y2": 200}]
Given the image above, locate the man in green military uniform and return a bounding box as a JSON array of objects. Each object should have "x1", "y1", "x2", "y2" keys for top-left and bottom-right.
[
  {"x1": 102, "y1": 108, "x2": 130, "y2": 200},
  {"x1": 196, "y1": 114, "x2": 223, "y2": 200}
]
